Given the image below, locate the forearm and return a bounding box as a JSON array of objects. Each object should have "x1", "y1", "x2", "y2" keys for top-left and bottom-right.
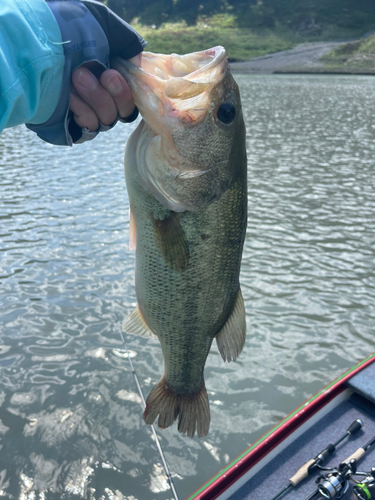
[
  {"x1": 0, "y1": 0, "x2": 65, "y2": 132},
  {"x1": 0, "y1": 0, "x2": 146, "y2": 145}
]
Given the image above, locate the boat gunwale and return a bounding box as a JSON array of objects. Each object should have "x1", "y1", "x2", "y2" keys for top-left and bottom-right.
[{"x1": 186, "y1": 352, "x2": 375, "y2": 500}]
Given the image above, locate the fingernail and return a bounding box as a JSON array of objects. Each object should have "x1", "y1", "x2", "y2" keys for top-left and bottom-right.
[
  {"x1": 105, "y1": 74, "x2": 122, "y2": 95},
  {"x1": 77, "y1": 68, "x2": 97, "y2": 90}
]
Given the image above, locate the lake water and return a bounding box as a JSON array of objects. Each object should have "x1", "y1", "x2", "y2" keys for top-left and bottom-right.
[{"x1": 0, "y1": 74, "x2": 374, "y2": 500}]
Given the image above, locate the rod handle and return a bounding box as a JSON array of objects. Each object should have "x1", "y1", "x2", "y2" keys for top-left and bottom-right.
[
  {"x1": 290, "y1": 459, "x2": 315, "y2": 486},
  {"x1": 344, "y1": 447, "x2": 365, "y2": 463}
]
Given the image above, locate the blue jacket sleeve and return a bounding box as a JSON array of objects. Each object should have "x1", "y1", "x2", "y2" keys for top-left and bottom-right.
[
  {"x1": 27, "y1": 0, "x2": 146, "y2": 146},
  {"x1": 0, "y1": 0, "x2": 65, "y2": 132}
]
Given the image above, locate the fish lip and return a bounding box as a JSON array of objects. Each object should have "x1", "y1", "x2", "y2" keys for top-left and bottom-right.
[
  {"x1": 111, "y1": 46, "x2": 228, "y2": 132},
  {"x1": 184, "y1": 46, "x2": 228, "y2": 81},
  {"x1": 112, "y1": 45, "x2": 228, "y2": 91}
]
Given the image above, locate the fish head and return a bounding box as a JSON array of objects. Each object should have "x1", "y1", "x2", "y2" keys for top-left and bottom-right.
[{"x1": 112, "y1": 47, "x2": 246, "y2": 212}]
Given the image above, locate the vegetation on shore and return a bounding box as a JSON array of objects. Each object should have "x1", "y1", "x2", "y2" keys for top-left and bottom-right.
[
  {"x1": 131, "y1": 18, "x2": 297, "y2": 61},
  {"x1": 102, "y1": 0, "x2": 375, "y2": 63},
  {"x1": 321, "y1": 35, "x2": 375, "y2": 71}
]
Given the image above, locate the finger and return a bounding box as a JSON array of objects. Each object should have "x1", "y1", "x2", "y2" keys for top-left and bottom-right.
[
  {"x1": 128, "y1": 54, "x2": 142, "y2": 68},
  {"x1": 69, "y1": 91, "x2": 99, "y2": 131},
  {"x1": 100, "y1": 69, "x2": 136, "y2": 120},
  {"x1": 72, "y1": 67, "x2": 118, "y2": 126}
]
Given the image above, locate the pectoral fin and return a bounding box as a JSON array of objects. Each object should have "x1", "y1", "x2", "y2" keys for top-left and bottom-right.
[
  {"x1": 215, "y1": 289, "x2": 246, "y2": 362},
  {"x1": 123, "y1": 305, "x2": 157, "y2": 339},
  {"x1": 152, "y1": 212, "x2": 189, "y2": 273}
]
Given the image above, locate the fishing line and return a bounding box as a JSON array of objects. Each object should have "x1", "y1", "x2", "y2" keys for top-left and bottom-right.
[{"x1": 119, "y1": 330, "x2": 180, "y2": 500}]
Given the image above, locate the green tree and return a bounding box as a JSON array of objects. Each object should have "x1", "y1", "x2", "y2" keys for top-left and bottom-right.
[
  {"x1": 174, "y1": 0, "x2": 226, "y2": 25},
  {"x1": 138, "y1": 0, "x2": 173, "y2": 26},
  {"x1": 107, "y1": 0, "x2": 141, "y2": 21}
]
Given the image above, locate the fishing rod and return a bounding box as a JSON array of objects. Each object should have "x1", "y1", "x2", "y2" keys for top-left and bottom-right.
[
  {"x1": 271, "y1": 419, "x2": 363, "y2": 500},
  {"x1": 119, "y1": 331, "x2": 180, "y2": 500},
  {"x1": 304, "y1": 432, "x2": 375, "y2": 500}
]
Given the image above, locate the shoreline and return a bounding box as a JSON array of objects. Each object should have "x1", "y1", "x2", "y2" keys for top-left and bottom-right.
[{"x1": 229, "y1": 40, "x2": 375, "y2": 75}]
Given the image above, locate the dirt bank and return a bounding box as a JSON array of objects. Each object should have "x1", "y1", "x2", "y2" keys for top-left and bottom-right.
[{"x1": 229, "y1": 40, "x2": 375, "y2": 74}]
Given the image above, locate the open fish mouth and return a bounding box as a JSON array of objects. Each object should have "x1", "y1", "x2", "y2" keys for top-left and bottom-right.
[{"x1": 112, "y1": 46, "x2": 228, "y2": 133}]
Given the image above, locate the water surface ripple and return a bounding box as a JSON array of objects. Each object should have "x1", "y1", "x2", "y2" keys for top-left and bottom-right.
[{"x1": 0, "y1": 75, "x2": 374, "y2": 500}]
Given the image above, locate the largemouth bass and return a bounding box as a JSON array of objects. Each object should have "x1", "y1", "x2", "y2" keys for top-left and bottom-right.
[{"x1": 113, "y1": 46, "x2": 247, "y2": 438}]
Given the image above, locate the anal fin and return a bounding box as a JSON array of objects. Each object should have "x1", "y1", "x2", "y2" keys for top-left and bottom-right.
[
  {"x1": 216, "y1": 288, "x2": 246, "y2": 362},
  {"x1": 123, "y1": 304, "x2": 157, "y2": 339}
]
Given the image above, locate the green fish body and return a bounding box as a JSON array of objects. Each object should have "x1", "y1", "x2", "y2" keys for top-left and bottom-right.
[{"x1": 114, "y1": 46, "x2": 247, "y2": 437}]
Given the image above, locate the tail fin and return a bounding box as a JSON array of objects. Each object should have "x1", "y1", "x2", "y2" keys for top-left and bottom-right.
[{"x1": 143, "y1": 378, "x2": 210, "y2": 438}]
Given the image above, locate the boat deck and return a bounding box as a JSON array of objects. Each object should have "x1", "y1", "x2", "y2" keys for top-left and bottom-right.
[{"x1": 227, "y1": 364, "x2": 375, "y2": 500}]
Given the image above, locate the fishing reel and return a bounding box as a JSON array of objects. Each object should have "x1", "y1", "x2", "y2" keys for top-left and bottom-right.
[
  {"x1": 353, "y1": 468, "x2": 375, "y2": 500},
  {"x1": 303, "y1": 432, "x2": 375, "y2": 500},
  {"x1": 315, "y1": 459, "x2": 357, "y2": 499}
]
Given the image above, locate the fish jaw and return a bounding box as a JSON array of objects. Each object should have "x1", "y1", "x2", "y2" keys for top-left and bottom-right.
[
  {"x1": 113, "y1": 47, "x2": 244, "y2": 213},
  {"x1": 112, "y1": 46, "x2": 228, "y2": 135},
  {"x1": 113, "y1": 47, "x2": 232, "y2": 212}
]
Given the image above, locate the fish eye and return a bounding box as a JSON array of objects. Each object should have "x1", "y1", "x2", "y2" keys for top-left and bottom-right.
[{"x1": 217, "y1": 102, "x2": 236, "y2": 125}]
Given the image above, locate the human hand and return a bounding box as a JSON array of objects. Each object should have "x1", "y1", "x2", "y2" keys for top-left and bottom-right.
[
  {"x1": 70, "y1": 67, "x2": 135, "y2": 132},
  {"x1": 69, "y1": 53, "x2": 142, "y2": 134},
  {"x1": 27, "y1": 1, "x2": 146, "y2": 146}
]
